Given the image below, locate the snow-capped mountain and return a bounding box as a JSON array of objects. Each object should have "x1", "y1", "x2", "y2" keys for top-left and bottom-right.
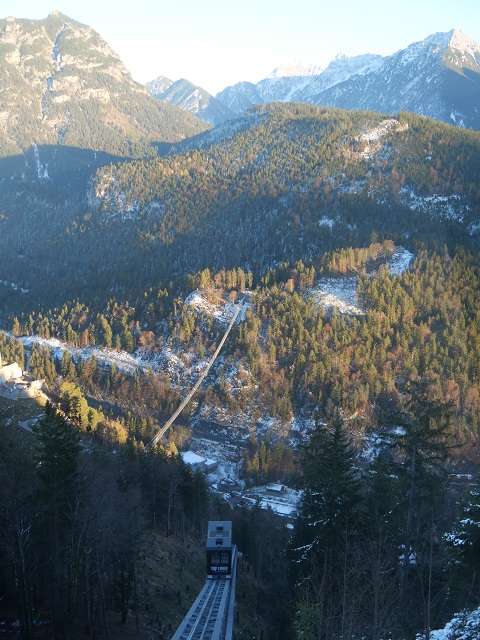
[
  {"x1": 254, "y1": 60, "x2": 326, "y2": 103},
  {"x1": 309, "y1": 29, "x2": 480, "y2": 129},
  {"x1": 269, "y1": 59, "x2": 325, "y2": 78},
  {"x1": 292, "y1": 53, "x2": 384, "y2": 103},
  {"x1": 146, "y1": 75, "x2": 174, "y2": 95},
  {"x1": 216, "y1": 59, "x2": 331, "y2": 114},
  {"x1": 145, "y1": 76, "x2": 256, "y2": 125},
  {"x1": 213, "y1": 29, "x2": 480, "y2": 130},
  {"x1": 147, "y1": 61, "x2": 324, "y2": 125},
  {"x1": 215, "y1": 81, "x2": 263, "y2": 118}
]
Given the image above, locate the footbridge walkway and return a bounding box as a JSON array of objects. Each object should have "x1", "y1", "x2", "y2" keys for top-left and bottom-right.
[{"x1": 149, "y1": 302, "x2": 243, "y2": 447}]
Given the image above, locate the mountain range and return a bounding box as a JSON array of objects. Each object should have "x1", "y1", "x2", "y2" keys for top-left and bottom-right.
[
  {"x1": 146, "y1": 76, "x2": 235, "y2": 126},
  {"x1": 147, "y1": 29, "x2": 480, "y2": 131},
  {"x1": 2, "y1": 12, "x2": 479, "y2": 198},
  {"x1": 0, "y1": 11, "x2": 479, "y2": 287}
]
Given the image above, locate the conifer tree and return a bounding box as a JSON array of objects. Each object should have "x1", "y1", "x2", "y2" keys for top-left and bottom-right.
[
  {"x1": 290, "y1": 413, "x2": 363, "y2": 639},
  {"x1": 33, "y1": 402, "x2": 82, "y2": 639},
  {"x1": 383, "y1": 378, "x2": 455, "y2": 637},
  {"x1": 446, "y1": 488, "x2": 480, "y2": 611}
]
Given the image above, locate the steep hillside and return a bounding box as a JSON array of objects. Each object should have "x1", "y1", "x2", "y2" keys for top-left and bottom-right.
[
  {"x1": 1, "y1": 102, "x2": 479, "y2": 318},
  {"x1": 93, "y1": 102, "x2": 480, "y2": 250},
  {"x1": 0, "y1": 12, "x2": 209, "y2": 189}
]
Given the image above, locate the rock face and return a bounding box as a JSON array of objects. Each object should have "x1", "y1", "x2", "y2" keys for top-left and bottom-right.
[
  {"x1": 0, "y1": 12, "x2": 208, "y2": 184},
  {"x1": 214, "y1": 30, "x2": 480, "y2": 131},
  {"x1": 308, "y1": 30, "x2": 480, "y2": 130},
  {"x1": 0, "y1": 359, "x2": 22, "y2": 386},
  {"x1": 147, "y1": 77, "x2": 235, "y2": 126}
]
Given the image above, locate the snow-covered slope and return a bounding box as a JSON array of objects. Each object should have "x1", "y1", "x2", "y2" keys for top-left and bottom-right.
[
  {"x1": 255, "y1": 59, "x2": 325, "y2": 103},
  {"x1": 292, "y1": 53, "x2": 384, "y2": 103},
  {"x1": 146, "y1": 75, "x2": 174, "y2": 95},
  {"x1": 216, "y1": 59, "x2": 327, "y2": 115},
  {"x1": 428, "y1": 605, "x2": 480, "y2": 640},
  {"x1": 215, "y1": 81, "x2": 264, "y2": 117},
  {"x1": 214, "y1": 29, "x2": 480, "y2": 130},
  {"x1": 311, "y1": 29, "x2": 480, "y2": 129}
]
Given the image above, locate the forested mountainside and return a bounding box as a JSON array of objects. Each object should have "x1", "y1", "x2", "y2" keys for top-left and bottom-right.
[
  {"x1": 1, "y1": 107, "x2": 480, "y2": 638},
  {"x1": 1, "y1": 102, "x2": 479, "y2": 452},
  {"x1": 1, "y1": 238, "x2": 480, "y2": 638},
  {"x1": 1, "y1": 102, "x2": 479, "y2": 317},
  {"x1": 0, "y1": 12, "x2": 208, "y2": 193}
]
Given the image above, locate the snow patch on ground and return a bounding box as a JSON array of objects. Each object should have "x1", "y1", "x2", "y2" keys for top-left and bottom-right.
[
  {"x1": 242, "y1": 484, "x2": 301, "y2": 517},
  {"x1": 310, "y1": 247, "x2": 413, "y2": 316},
  {"x1": 426, "y1": 605, "x2": 480, "y2": 640},
  {"x1": 19, "y1": 335, "x2": 150, "y2": 376},
  {"x1": 387, "y1": 247, "x2": 414, "y2": 275},
  {"x1": 181, "y1": 433, "x2": 302, "y2": 518},
  {"x1": 312, "y1": 276, "x2": 364, "y2": 315},
  {"x1": 359, "y1": 118, "x2": 402, "y2": 143},
  {"x1": 318, "y1": 216, "x2": 335, "y2": 229},
  {"x1": 400, "y1": 189, "x2": 469, "y2": 222},
  {"x1": 356, "y1": 119, "x2": 408, "y2": 159},
  {"x1": 184, "y1": 435, "x2": 245, "y2": 493},
  {"x1": 0, "y1": 279, "x2": 29, "y2": 294},
  {"x1": 8, "y1": 290, "x2": 249, "y2": 386},
  {"x1": 362, "y1": 431, "x2": 386, "y2": 461},
  {"x1": 185, "y1": 290, "x2": 249, "y2": 324}
]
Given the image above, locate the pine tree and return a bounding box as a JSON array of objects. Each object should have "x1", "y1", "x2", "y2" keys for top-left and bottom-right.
[
  {"x1": 32, "y1": 402, "x2": 82, "y2": 639},
  {"x1": 446, "y1": 488, "x2": 480, "y2": 611},
  {"x1": 290, "y1": 414, "x2": 363, "y2": 640},
  {"x1": 292, "y1": 415, "x2": 361, "y2": 563},
  {"x1": 384, "y1": 378, "x2": 455, "y2": 637}
]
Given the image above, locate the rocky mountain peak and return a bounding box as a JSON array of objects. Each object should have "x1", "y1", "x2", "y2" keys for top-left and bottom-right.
[
  {"x1": 419, "y1": 28, "x2": 480, "y2": 72},
  {"x1": 268, "y1": 59, "x2": 324, "y2": 79},
  {"x1": 209, "y1": 29, "x2": 480, "y2": 131},
  {"x1": 426, "y1": 28, "x2": 479, "y2": 53},
  {"x1": 0, "y1": 12, "x2": 208, "y2": 187}
]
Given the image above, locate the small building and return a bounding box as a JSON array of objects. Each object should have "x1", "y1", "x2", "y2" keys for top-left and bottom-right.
[
  {"x1": 181, "y1": 451, "x2": 219, "y2": 474},
  {"x1": 203, "y1": 458, "x2": 219, "y2": 473},
  {"x1": 181, "y1": 451, "x2": 206, "y2": 469}
]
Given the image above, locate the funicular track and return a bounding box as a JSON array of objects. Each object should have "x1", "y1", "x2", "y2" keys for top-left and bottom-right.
[{"x1": 171, "y1": 548, "x2": 237, "y2": 640}]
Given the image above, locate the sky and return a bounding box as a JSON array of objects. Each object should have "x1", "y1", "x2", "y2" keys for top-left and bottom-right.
[{"x1": 4, "y1": 1, "x2": 480, "y2": 95}]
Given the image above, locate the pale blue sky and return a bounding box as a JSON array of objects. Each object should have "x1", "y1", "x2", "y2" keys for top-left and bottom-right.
[{"x1": 4, "y1": 1, "x2": 480, "y2": 94}]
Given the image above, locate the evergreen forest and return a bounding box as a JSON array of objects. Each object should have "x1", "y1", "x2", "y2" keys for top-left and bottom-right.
[{"x1": 1, "y1": 102, "x2": 480, "y2": 639}]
